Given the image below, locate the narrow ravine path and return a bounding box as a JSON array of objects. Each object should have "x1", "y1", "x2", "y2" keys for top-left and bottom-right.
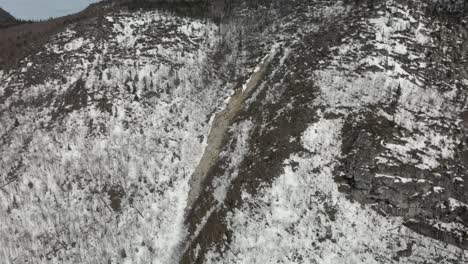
[{"x1": 185, "y1": 44, "x2": 279, "y2": 211}]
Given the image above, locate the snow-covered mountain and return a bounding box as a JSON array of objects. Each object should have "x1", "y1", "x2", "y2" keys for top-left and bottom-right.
[{"x1": 0, "y1": 0, "x2": 467, "y2": 263}]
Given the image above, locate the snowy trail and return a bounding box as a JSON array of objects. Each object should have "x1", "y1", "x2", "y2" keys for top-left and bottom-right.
[{"x1": 185, "y1": 44, "x2": 279, "y2": 211}]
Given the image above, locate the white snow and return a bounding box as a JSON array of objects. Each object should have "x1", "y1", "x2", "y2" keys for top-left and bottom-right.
[
  {"x1": 448, "y1": 198, "x2": 468, "y2": 210},
  {"x1": 213, "y1": 120, "x2": 254, "y2": 204},
  {"x1": 201, "y1": 2, "x2": 468, "y2": 262},
  {"x1": 383, "y1": 130, "x2": 456, "y2": 170},
  {"x1": 205, "y1": 116, "x2": 465, "y2": 263},
  {"x1": 375, "y1": 174, "x2": 418, "y2": 183},
  {"x1": 0, "y1": 9, "x2": 229, "y2": 264},
  {"x1": 64, "y1": 37, "x2": 86, "y2": 51}
]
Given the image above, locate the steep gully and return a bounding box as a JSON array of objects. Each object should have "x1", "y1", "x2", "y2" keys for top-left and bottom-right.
[{"x1": 185, "y1": 43, "x2": 280, "y2": 212}]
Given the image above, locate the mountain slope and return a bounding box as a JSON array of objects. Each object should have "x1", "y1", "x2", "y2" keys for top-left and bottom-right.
[
  {"x1": 0, "y1": 7, "x2": 16, "y2": 27},
  {"x1": 182, "y1": 0, "x2": 468, "y2": 262},
  {"x1": 0, "y1": 9, "x2": 237, "y2": 263},
  {"x1": 0, "y1": 0, "x2": 467, "y2": 263}
]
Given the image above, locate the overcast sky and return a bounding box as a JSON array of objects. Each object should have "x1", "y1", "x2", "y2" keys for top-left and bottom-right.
[{"x1": 0, "y1": 0, "x2": 97, "y2": 20}]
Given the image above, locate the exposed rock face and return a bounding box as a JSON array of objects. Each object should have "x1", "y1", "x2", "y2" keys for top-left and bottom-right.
[
  {"x1": 334, "y1": 0, "x2": 468, "y2": 249},
  {"x1": 461, "y1": 110, "x2": 468, "y2": 130},
  {"x1": 0, "y1": 0, "x2": 467, "y2": 263},
  {"x1": 181, "y1": 0, "x2": 468, "y2": 262},
  {"x1": 430, "y1": 0, "x2": 467, "y2": 13}
]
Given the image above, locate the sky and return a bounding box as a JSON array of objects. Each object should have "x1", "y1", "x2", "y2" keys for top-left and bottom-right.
[{"x1": 0, "y1": 0, "x2": 97, "y2": 20}]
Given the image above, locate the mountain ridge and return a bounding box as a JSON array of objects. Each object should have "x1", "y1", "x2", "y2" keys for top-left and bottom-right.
[{"x1": 0, "y1": 7, "x2": 16, "y2": 27}]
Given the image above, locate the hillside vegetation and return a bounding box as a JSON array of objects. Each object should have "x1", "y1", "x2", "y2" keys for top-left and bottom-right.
[{"x1": 0, "y1": 0, "x2": 467, "y2": 263}]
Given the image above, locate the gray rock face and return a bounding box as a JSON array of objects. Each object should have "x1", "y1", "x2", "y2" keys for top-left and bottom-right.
[
  {"x1": 461, "y1": 110, "x2": 468, "y2": 131},
  {"x1": 334, "y1": 0, "x2": 468, "y2": 249},
  {"x1": 431, "y1": 0, "x2": 467, "y2": 13},
  {"x1": 181, "y1": 0, "x2": 468, "y2": 263}
]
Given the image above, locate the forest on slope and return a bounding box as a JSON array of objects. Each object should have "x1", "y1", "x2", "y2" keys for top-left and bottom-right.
[{"x1": 0, "y1": 0, "x2": 468, "y2": 263}]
